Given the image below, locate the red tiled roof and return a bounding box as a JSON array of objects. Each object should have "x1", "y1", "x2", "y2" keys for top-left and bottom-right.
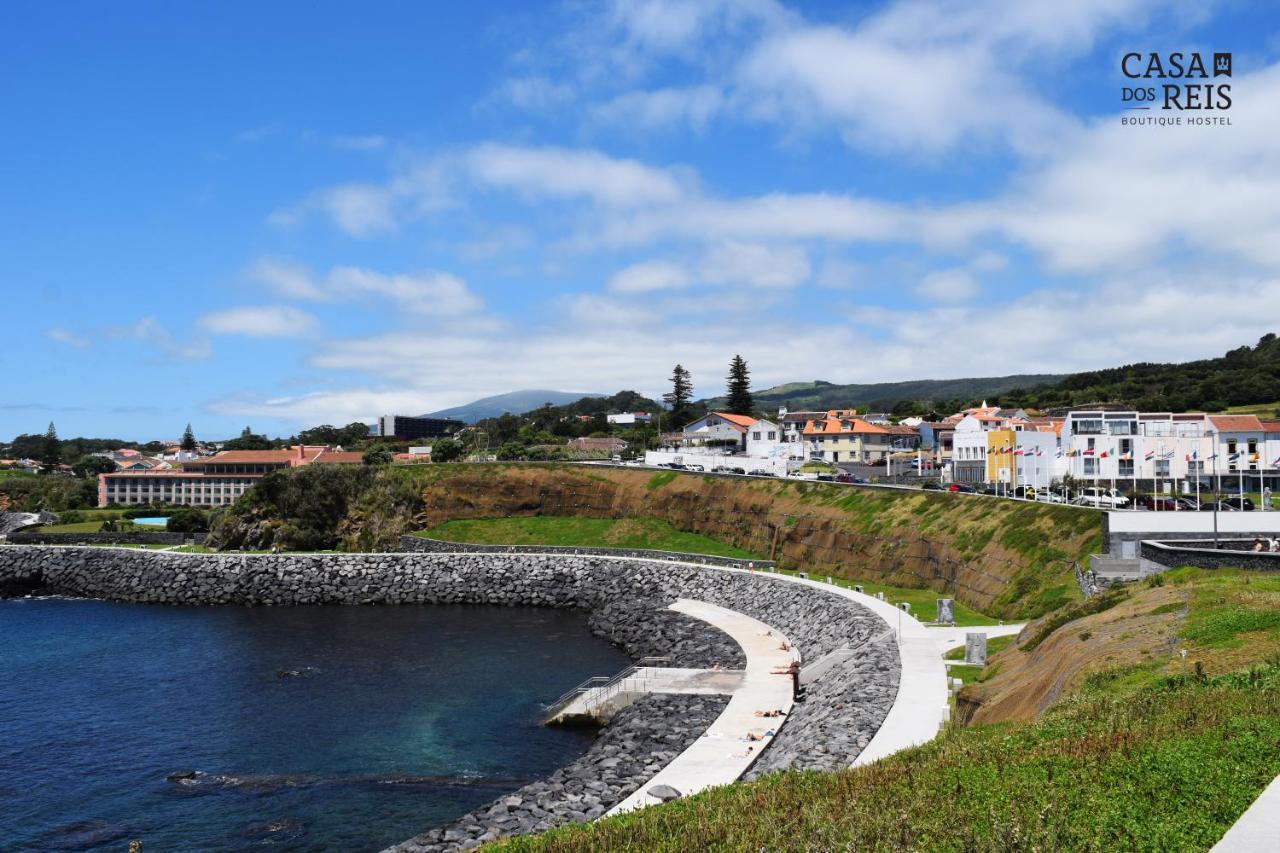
[
  {"x1": 1261, "y1": 421, "x2": 1280, "y2": 433},
  {"x1": 313, "y1": 451, "x2": 366, "y2": 464},
  {"x1": 1209, "y1": 415, "x2": 1264, "y2": 432},
  {"x1": 713, "y1": 412, "x2": 757, "y2": 428},
  {"x1": 184, "y1": 451, "x2": 297, "y2": 466},
  {"x1": 802, "y1": 415, "x2": 888, "y2": 436}
]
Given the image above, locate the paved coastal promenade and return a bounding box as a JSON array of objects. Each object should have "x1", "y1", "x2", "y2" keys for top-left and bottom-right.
[{"x1": 607, "y1": 599, "x2": 795, "y2": 814}]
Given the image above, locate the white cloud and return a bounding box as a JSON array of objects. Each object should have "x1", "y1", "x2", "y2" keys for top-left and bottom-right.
[
  {"x1": 327, "y1": 267, "x2": 483, "y2": 316},
  {"x1": 110, "y1": 317, "x2": 210, "y2": 361},
  {"x1": 493, "y1": 76, "x2": 575, "y2": 110},
  {"x1": 699, "y1": 241, "x2": 809, "y2": 288},
  {"x1": 466, "y1": 143, "x2": 689, "y2": 207},
  {"x1": 269, "y1": 183, "x2": 396, "y2": 238},
  {"x1": 607, "y1": 260, "x2": 692, "y2": 293},
  {"x1": 207, "y1": 388, "x2": 431, "y2": 426},
  {"x1": 242, "y1": 259, "x2": 483, "y2": 318},
  {"x1": 592, "y1": 85, "x2": 724, "y2": 131},
  {"x1": 46, "y1": 328, "x2": 88, "y2": 348},
  {"x1": 916, "y1": 268, "x2": 978, "y2": 303},
  {"x1": 247, "y1": 257, "x2": 328, "y2": 300},
  {"x1": 198, "y1": 306, "x2": 320, "y2": 338}
]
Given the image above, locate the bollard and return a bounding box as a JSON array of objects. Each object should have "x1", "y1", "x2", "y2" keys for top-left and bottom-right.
[
  {"x1": 826, "y1": 576, "x2": 833, "y2": 584},
  {"x1": 899, "y1": 601, "x2": 910, "y2": 613},
  {"x1": 798, "y1": 572, "x2": 808, "y2": 579},
  {"x1": 875, "y1": 591, "x2": 886, "y2": 601},
  {"x1": 853, "y1": 584, "x2": 864, "y2": 594}
]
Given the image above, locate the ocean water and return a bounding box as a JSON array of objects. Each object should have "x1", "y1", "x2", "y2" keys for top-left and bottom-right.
[{"x1": 0, "y1": 598, "x2": 630, "y2": 851}]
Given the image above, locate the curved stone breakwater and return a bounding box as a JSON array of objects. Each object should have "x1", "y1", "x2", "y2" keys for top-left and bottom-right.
[
  {"x1": 390, "y1": 694, "x2": 729, "y2": 852},
  {"x1": 0, "y1": 546, "x2": 901, "y2": 848}
]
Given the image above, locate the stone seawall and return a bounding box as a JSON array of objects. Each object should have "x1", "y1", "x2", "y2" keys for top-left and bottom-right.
[
  {"x1": 0, "y1": 545, "x2": 900, "y2": 848},
  {"x1": 7, "y1": 531, "x2": 204, "y2": 547}
]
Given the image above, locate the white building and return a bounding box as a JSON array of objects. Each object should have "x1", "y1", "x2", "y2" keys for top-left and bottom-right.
[
  {"x1": 606, "y1": 412, "x2": 653, "y2": 425},
  {"x1": 681, "y1": 412, "x2": 755, "y2": 450},
  {"x1": 744, "y1": 419, "x2": 787, "y2": 458}
]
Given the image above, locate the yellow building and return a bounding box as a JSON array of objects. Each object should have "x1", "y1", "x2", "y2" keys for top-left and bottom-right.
[{"x1": 985, "y1": 429, "x2": 1018, "y2": 484}]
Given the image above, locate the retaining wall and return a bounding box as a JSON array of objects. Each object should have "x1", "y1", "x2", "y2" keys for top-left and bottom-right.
[
  {"x1": 6, "y1": 531, "x2": 203, "y2": 546},
  {"x1": 1140, "y1": 540, "x2": 1280, "y2": 572}
]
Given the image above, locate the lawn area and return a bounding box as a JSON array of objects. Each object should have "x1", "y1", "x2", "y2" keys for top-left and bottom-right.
[
  {"x1": 770, "y1": 567, "x2": 1000, "y2": 625},
  {"x1": 35, "y1": 520, "x2": 107, "y2": 533},
  {"x1": 421, "y1": 516, "x2": 762, "y2": 560},
  {"x1": 500, "y1": 666, "x2": 1280, "y2": 853}
]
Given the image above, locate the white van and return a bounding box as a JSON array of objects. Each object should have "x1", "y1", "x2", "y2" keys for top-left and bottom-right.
[{"x1": 1072, "y1": 487, "x2": 1129, "y2": 509}]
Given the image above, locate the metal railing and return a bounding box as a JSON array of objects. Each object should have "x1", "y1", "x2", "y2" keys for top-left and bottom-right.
[{"x1": 542, "y1": 656, "x2": 672, "y2": 722}]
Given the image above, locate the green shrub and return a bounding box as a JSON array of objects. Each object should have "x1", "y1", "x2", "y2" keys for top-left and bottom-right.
[{"x1": 165, "y1": 508, "x2": 209, "y2": 533}]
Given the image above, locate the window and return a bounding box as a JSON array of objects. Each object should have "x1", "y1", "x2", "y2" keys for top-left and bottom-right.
[
  {"x1": 1119, "y1": 460, "x2": 1134, "y2": 477},
  {"x1": 1120, "y1": 439, "x2": 1133, "y2": 455},
  {"x1": 752, "y1": 431, "x2": 761, "y2": 440},
  {"x1": 767, "y1": 431, "x2": 776, "y2": 440},
  {"x1": 1084, "y1": 458, "x2": 1098, "y2": 475},
  {"x1": 1155, "y1": 460, "x2": 1170, "y2": 477},
  {"x1": 1188, "y1": 461, "x2": 1203, "y2": 476}
]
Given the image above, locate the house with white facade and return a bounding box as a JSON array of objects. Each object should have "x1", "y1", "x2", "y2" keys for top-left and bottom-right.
[
  {"x1": 606, "y1": 412, "x2": 653, "y2": 426},
  {"x1": 744, "y1": 419, "x2": 787, "y2": 458},
  {"x1": 681, "y1": 412, "x2": 755, "y2": 452}
]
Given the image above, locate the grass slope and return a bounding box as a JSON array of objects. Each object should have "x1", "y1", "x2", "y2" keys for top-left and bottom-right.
[
  {"x1": 421, "y1": 516, "x2": 761, "y2": 560},
  {"x1": 500, "y1": 668, "x2": 1280, "y2": 853}
]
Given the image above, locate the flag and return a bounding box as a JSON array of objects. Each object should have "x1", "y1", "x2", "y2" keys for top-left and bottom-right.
[
  {"x1": 1162, "y1": 450, "x2": 1175, "y2": 459},
  {"x1": 1189, "y1": 450, "x2": 1198, "y2": 461},
  {"x1": 1083, "y1": 448, "x2": 1095, "y2": 456},
  {"x1": 1250, "y1": 452, "x2": 1260, "y2": 463},
  {"x1": 1207, "y1": 452, "x2": 1219, "y2": 460},
  {"x1": 1055, "y1": 448, "x2": 1064, "y2": 458},
  {"x1": 1228, "y1": 452, "x2": 1241, "y2": 462},
  {"x1": 1036, "y1": 447, "x2": 1044, "y2": 457},
  {"x1": 1014, "y1": 448, "x2": 1024, "y2": 456},
  {"x1": 1144, "y1": 450, "x2": 1155, "y2": 461},
  {"x1": 1098, "y1": 450, "x2": 1109, "y2": 459}
]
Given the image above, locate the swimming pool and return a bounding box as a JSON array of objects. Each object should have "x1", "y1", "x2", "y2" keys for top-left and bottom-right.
[{"x1": 132, "y1": 517, "x2": 169, "y2": 526}]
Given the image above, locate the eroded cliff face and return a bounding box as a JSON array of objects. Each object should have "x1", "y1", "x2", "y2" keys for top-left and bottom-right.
[
  {"x1": 209, "y1": 464, "x2": 1100, "y2": 618},
  {"x1": 400, "y1": 465, "x2": 1101, "y2": 619}
]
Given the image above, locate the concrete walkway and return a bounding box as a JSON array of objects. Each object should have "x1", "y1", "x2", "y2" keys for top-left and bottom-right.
[
  {"x1": 607, "y1": 599, "x2": 796, "y2": 815},
  {"x1": 713, "y1": 567, "x2": 949, "y2": 766},
  {"x1": 1212, "y1": 774, "x2": 1280, "y2": 851}
]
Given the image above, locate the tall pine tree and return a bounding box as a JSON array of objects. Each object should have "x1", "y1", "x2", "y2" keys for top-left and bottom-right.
[
  {"x1": 663, "y1": 364, "x2": 693, "y2": 426},
  {"x1": 725, "y1": 355, "x2": 753, "y2": 415},
  {"x1": 181, "y1": 423, "x2": 197, "y2": 452},
  {"x1": 40, "y1": 421, "x2": 62, "y2": 473}
]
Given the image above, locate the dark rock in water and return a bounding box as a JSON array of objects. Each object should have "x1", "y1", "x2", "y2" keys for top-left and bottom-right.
[
  {"x1": 647, "y1": 784, "x2": 681, "y2": 802},
  {"x1": 242, "y1": 816, "x2": 305, "y2": 840},
  {"x1": 41, "y1": 819, "x2": 133, "y2": 849},
  {"x1": 166, "y1": 769, "x2": 200, "y2": 783}
]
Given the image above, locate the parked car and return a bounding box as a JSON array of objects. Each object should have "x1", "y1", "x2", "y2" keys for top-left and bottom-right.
[
  {"x1": 947, "y1": 483, "x2": 977, "y2": 493},
  {"x1": 1034, "y1": 491, "x2": 1066, "y2": 503},
  {"x1": 816, "y1": 473, "x2": 837, "y2": 481},
  {"x1": 1219, "y1": 497, "x2": 1256, "y2": 511},
  {"x1": 685, "y1": 464, "x2": 704, "y2": 472},
  {"x1": 922, "y1": 481, "x2": 945, "y2": 491},
  {"x1": 730, "y1": 467, "x2": 746, "y2": 475},
  {"x1": 1013, "y1": 486, "x2": 1037, "y2": 499},
  {"x1": 1176, "y1": 497, "x2": 1203, "y2": 511},
  {"x1": 1136, "y1": 495, "x2": 1183, "y2": 511},
  {"x1": 1072, "y1": 488, "x2": 1130, "y2": 509}
]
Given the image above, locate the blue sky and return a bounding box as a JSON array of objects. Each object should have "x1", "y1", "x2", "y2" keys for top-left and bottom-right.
[{"x1": 4, "y1": 1, "x2": 1280, "y2": 441}]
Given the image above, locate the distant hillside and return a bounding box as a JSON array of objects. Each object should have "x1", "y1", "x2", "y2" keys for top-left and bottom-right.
[
  {"x1": 700, "y1": 375, "x2": 1065, "y2": 414},
  {"x1": 424, "y1": 390, "x2": 605, "y2": 423},
  {"x1": 1003, "y1": 334, "x2": 1280, "y2": 413}
]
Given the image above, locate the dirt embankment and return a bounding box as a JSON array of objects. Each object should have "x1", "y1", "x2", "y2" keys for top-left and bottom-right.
[
  {"x1": 380, "y1": 465, "x2": 1101, "y2": 619},
  {"x1": 956, "y1": 585, "x2": 1188, "y2": 724}
]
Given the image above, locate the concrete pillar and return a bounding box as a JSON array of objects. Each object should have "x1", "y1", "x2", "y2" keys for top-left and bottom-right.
[
  {"x1": 937, "y1": 598, "x2": 955, "y2": 624},
  {"x1": 899, "y1": 601, "x2": 911, "y2": 613},
  {"x1": 965, "y1": 633, "x2": 988, "y2": 666},
  {"x1": 875, "y1": 591, "x2": 886, "y2": 601},
  {"x1": 853, "y1": 584, "x2": 864, "y2": 594}
]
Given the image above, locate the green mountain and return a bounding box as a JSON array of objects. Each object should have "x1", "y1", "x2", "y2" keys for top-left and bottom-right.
[
  {"x1": 1003, "y1": 333, "x2": 1280, "y2": 413},
  {"x1": 700, "y1": 375, "x2": 1065, "y2": 414},
  {"x1": 424, "y1": 390, "x2": 605, "y2": 423}
]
